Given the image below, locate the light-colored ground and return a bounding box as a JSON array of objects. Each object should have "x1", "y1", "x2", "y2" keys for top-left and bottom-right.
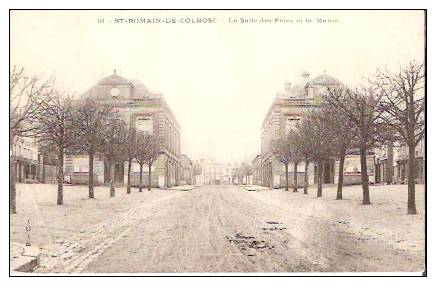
[
  {"x1": 11, "y1": 184, "x2": 162, "y2": 246},
  {"x1": 11, "y1": 183, "x2": 425, "y2": 273}
]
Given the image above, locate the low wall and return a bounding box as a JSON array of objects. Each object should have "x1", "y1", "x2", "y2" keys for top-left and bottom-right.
[
  {"x1": 128, "y1": 173, "x2": 159, "y2": 187},
  {"x1": 280, "y1": 173, "x2": 306, "y2": 188},
  {"x1": 71, "y1": 173, "x2": 99, "y2": 185},
  {"x1": 343, "y1": 174, "x2": 362, "y2": 185}
]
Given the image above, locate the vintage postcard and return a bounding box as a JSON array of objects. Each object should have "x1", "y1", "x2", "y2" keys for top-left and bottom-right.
[{"x1": 9, "y1": 9, "x2": 426, "y2": 276}]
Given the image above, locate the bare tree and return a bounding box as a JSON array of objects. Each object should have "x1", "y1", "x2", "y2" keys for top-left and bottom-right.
[
  {"x1": 241, "y1": 162, "x2": 253, "y2": 185},
  {"x1": 298, "y1": 109, "x2": 337, "y2": 197},
  {"x1": 34, "y1": 87, "x2": 74, "y2": 205},
  {"x1": 134, "y1": 133, "x2": 150, "y2": 192},
  {"x1": 10, "y1": 66, "x2": 49, "y2": 214},
  {"x1": 320, "y1": 94, "x2": 354, "y2": 200},
  {"x1": 72, "y1": 99, "x2": 111, "y2": 199},
  {"x1": 272, "y1": 135, "x2": 293, "y2": 191},
  {"x1": 325, "y1": 86, "x2": 381, "y2": 204},
  {"x1": 124, "y1": 126, "x2": 137, "y2": 194},
  {"x1": 289, "y1": 129, "x2": 306, "y2": 194},
  {"x1": 289, "y1": 132, "x2": 303, "y2": 193},
  {"x1": 144, "y1": 135, "x2": 161, "y2": 191},
  {"x1": 372, "y1": 61, "x2": 425, "y2": 214},
  {"x1": 192, "y1": 163, "x2": 202, "y2": 185},
  {"x1": 289, "y1": 128, "x2": 310, "y2": 194},
  {"x1": 101, "y1": 117, "x2": 129, "y2": 197}
]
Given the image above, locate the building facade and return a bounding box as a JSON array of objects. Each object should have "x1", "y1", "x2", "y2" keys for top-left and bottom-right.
[
  {"x1": 11, "y1": 135, "x2": 40, "y2": 183},
  {"x1": 373, "y1": 138, "x2": 425, "y2": 185},
  {"x1": 259, "y1": 72, "x2": 378, "y2": 188},
  {"x1": 196, "y1": 161, "x2": 226, "y2": 185},
  {"x1": 64, "y1": 72, "x2": 181, "y2": 188},
  {"x1": 259, "y1": 71, "x2": 423, "y2": 189}
]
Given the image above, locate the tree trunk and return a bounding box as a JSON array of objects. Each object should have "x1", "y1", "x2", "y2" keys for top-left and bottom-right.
[
  {"x1": 109, "y1": 160, "x2": 115, "y2": 197},
  {"x1": 284, "y1": 163, "x2": 289, "y2": 191},
  {"x1": 127, "y1": 157, "x2": 132, "y2": 194},
  {"x1": 10, "y1": 158, "x2": 17, "y2": 214},
  {"x1": 386, "y1": 140, "x2": 394, "y2": 184},
  {"x1": 57, "y1": 148, "x2": 64, "y2": 205},
  {"x1": 360, "y1": 146, "x2": 371, "y2": 205},
  {"x1": 304, "y1": 160, "x2": 309, "y2": 194},
  {"x1": 88, "y1": 149, "x2": 94, "y2": 199},
  {"x1": 139, "y1": 163, "x2": 143, "y2": 192},
  {"x1": 42, "y1": 158, "x2": 46, "y2": 183},
  {"x1": 293, "y1": 161, "x2": 298, "y2": 192},
  {"x1": 148, "y1": 164, "x2": 152, "y2": 191},
  {"x1": 407, "y1": 145, "x2": 417, "y2": 214},
  {"x1": 336, "y1": 147, "x2": 346, "y2": 200},
  {"x1": 317, "y1": 160, "x2": 323, "y2": 197}
]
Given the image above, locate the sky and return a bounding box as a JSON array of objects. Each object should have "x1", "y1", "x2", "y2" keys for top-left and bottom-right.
[{"x1": 10, "y1": 10, "x2": 425, "y2": 162}]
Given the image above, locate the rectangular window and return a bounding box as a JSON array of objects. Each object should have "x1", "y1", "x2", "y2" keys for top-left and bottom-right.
[
  {"x1": 73, "y1": 157, "x2": 89, "y2": 172},
  {"x1": 136, "y1": 116, "x2": 153, "y2": 135},
  {"x1": 286, "y1": 117, "x2": 300, "y2": 134}
]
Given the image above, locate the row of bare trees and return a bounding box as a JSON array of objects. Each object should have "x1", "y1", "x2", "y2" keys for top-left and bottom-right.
[
  {"x1": 231, "y1": 162, "x2": 254, "y2": 185},
  {"x1": 272, "y1": 61, "x2": 424, "y2": 215},
  {"x1": 10, "y1": 66, "x2": 161, "y2": 214}
]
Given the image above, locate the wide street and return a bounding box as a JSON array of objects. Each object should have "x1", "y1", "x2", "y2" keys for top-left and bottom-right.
[{"x1": 14, "y1": 184, "x2": 424, "y2": 273}]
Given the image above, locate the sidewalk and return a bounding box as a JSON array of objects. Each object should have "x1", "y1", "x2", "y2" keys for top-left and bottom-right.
[{"x1": 10, "y1": 242, "x2": 40, "y2": 273}]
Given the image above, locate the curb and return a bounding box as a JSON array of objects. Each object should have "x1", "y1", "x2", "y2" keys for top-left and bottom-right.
[{"x1": 10, "y1": 242, "x2": 41, "y2": 273}]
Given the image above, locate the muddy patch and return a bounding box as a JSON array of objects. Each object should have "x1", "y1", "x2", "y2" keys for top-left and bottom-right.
[
  {"x1": 226, "y1": 233, "x2": 275, "y2": 256},
  {"x1": 262, "y1": 221, "x2": 286, "y2": 231}
]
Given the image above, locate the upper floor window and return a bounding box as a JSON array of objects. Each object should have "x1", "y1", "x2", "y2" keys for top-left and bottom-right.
[
  {"x1": 286, "y1": 117, "x2": 300, "y2": 134},
  {"x1": 136, "y1": 116, "x2": 153, "y2": 135}
]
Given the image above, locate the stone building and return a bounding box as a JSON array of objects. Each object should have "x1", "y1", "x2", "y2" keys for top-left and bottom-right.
[
  {"x1": 195, "y1": 160, "x2": 226, "y2": 185},
  {"x1": 373, "y1": 138, "x2": 425, "y2": 185},
  {"x1": 259, "y1": 72, "x2": 378, "y2": 188},
  {"x1": 11, "y1": 134, "x2": 40, "y2": 183},
  {"x1": 64, "y1": 71, "x2": 181, "y2": 188}
]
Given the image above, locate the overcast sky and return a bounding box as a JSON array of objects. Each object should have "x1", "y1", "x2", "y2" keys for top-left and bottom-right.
[{"x1": 10, "y1": 10, "x2": 425, "y2": 162}]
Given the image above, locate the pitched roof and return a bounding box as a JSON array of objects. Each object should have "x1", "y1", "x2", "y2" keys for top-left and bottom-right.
[
  {"x1": 97, "y1": 74, "x2": 131, "y2": 85},
  {"x1": 308, "y1": 74, "x2": 341, "y2": 86}
]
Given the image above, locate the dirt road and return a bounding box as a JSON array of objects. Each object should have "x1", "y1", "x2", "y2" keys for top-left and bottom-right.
[{"x1": 77, "y1": 185, "x2": 424, "y2": 273}]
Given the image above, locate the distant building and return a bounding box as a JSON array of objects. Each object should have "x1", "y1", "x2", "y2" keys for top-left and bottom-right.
[
  {"x1": 179, "y1": 154, "x2": 193, "y2": 185},
  {"x1": 64, "y1": 71, "x2": 181, "y2": 188},
  {"x1": 194, "y1": 160, "x2": 226, "y2": 185}
]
